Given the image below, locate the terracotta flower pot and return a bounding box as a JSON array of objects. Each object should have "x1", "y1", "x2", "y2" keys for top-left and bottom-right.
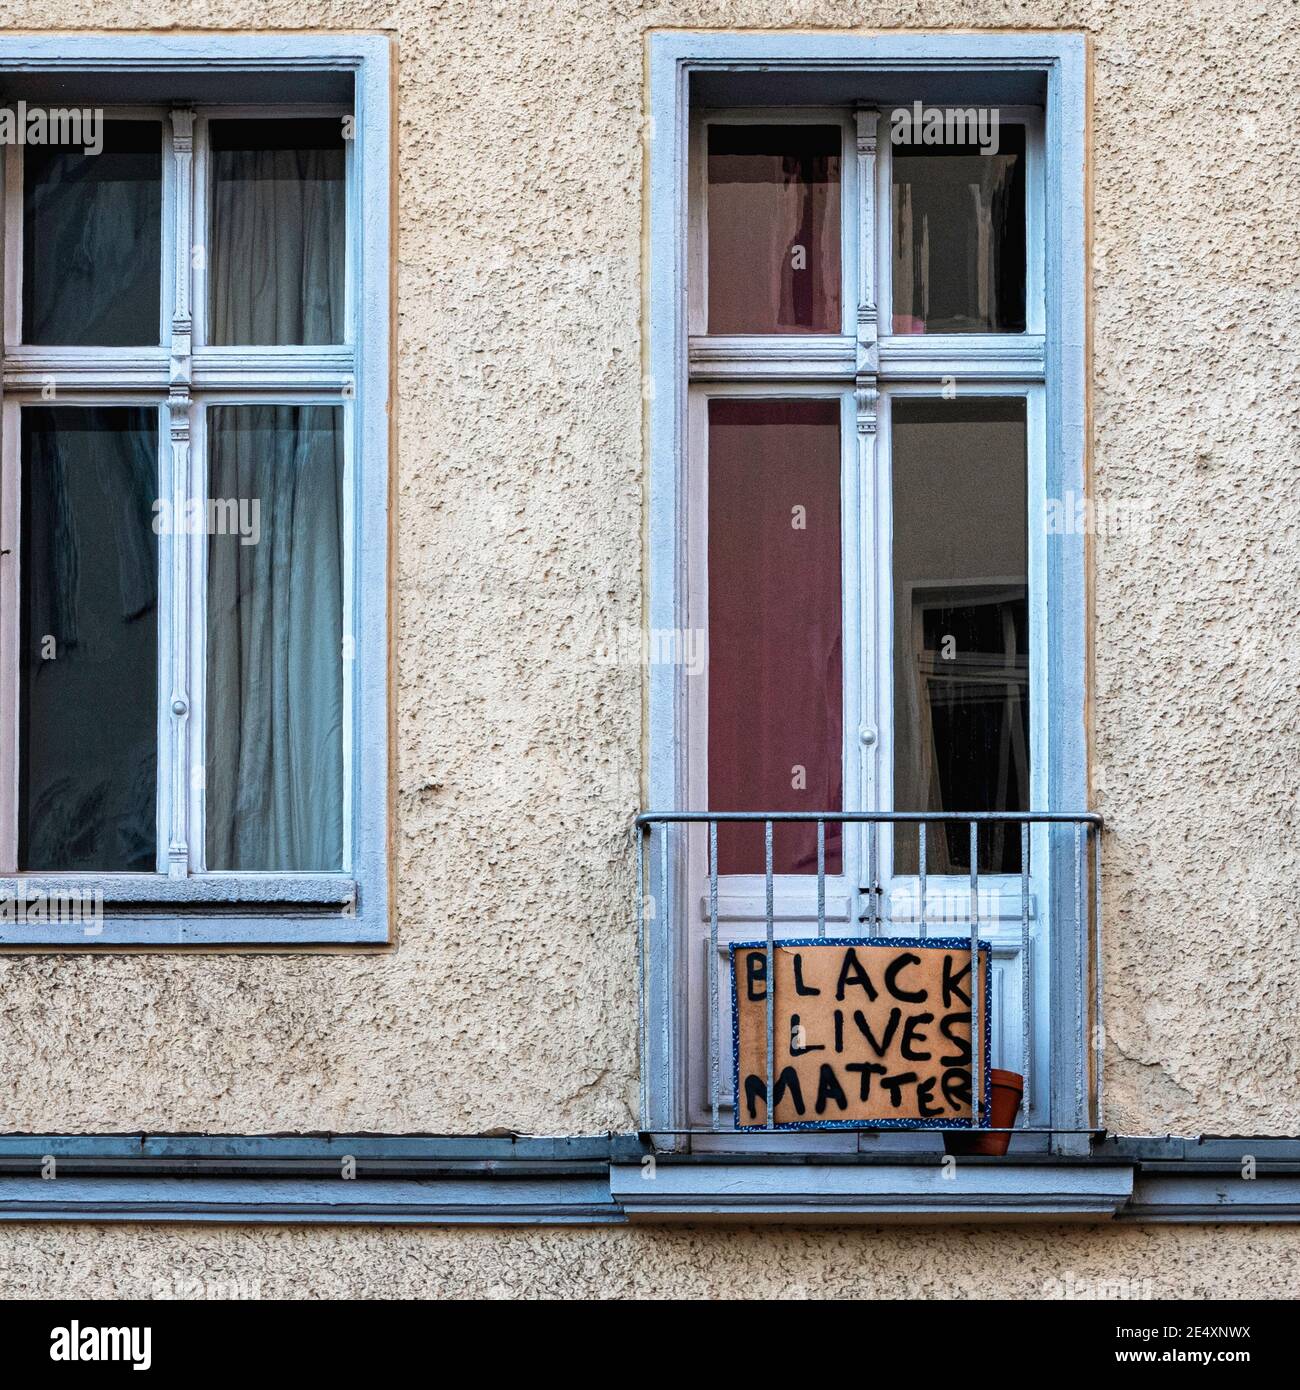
[{"x1": 942, "y1": 1069, "x2": 1024, "y2": 1157}]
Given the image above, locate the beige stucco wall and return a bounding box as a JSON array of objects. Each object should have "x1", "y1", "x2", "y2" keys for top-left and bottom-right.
[
  {"x1": 0, "y1": 1, "x2": 1297, "y2": 1296},
  {"x1": 0, "y1": 1222, "x2": 1298, "y2": 1299}
]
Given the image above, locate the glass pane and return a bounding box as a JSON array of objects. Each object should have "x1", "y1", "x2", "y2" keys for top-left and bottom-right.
[
  {"x1": 206, "y1": 404, "x2": 344, "y2": 871},
  {"x1": 23, "y1": 120, "x2": 162, "y2": 346},
  {"x1": 892, "y1": 398, "x2": 1028, "y2": 875},
  {"x1": 209, "y1": 119, "x2": 346, "y2": 346},
  {"x1": 708, "y1": 399, "x2": 842, "y2": 875},
  {"x1": 707, "y1": 125, "x2": 841, "y2": 335},
  {"x1": 891, "y1": 124, "x2": 1025, "y2": 334},
  {"x1": 19, "y1": 407, "x2": 158, "y2": 871}
]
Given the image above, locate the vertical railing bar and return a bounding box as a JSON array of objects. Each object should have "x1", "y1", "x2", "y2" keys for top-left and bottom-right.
[
  {"x1": 659, "y1": 820, "x2": 670, "y2": 1134},
  {"x1": 636, "y1": 824, "x2": 646, "y2": 1129},
  {"x1": 918, "y1": 821, "x2": 927, "y2": 939},
  {"x1": 868, "y1": 820, "x2": 878, "y2": 933},
  {"x1": 1092, "y1": 823, "x2": 1104, "y2": 1131},
  {"x1": 708, "y1": 819, "x2": 720, "y2": 1132},
  {"x1": 969, "y1": 821, "x2": 981, "y2": 1130},
  {"x1": 816, "y1": 818, "x2": 826, "y2": 939},
  {"x1": 1073, "y1": 820, "x2": 1084, "y2": 1132},
  {"x1": 1020, "y1": 819, "x2": 1031, "y2": 1119},
  {"x1": 764, "y1": 819, "x2": 775, "y2": 1132}
]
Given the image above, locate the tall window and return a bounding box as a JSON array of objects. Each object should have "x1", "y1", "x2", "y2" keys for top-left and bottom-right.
[
  {"x1": 0, "y1": 37, "x2": 391, "y2": 944},
  {"x1": 681, "y1": 102, "x2": 1052, "y2": 1125}
]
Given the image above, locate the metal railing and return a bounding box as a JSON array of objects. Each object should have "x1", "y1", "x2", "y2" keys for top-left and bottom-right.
[{"x1": 634, "y1": 810, "x2": 1103, "y2": 1142}]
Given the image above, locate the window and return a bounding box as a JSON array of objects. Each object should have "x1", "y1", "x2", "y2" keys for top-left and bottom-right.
[
  {"x1": 646, "y1": 34, "x2": 1089, "y2": 1144},
  {"x1": 0, "y1": 35, "x2": 391, "y2": 944}
]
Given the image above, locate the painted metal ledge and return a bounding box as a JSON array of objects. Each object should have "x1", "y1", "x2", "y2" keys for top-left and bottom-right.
[
  {"x1": 611, "y1": 1161, "x2": 1133, "y2": 1222},
  {"x1": 0, "y1": 1135, "x2": 1298, "y2": 1225}
]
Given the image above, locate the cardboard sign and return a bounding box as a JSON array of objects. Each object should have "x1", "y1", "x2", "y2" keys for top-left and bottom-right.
[{"x1": 731, "y1": 937, "x2": 991, "y2": 1131}]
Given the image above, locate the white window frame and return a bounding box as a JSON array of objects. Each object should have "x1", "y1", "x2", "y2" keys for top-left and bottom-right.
[
  {"x1": 646, "y1": 32, "x2": 1090, "y2": 1149},
  {"x1": 0, "y1": 34, "x2": 391, "y2": 945}
]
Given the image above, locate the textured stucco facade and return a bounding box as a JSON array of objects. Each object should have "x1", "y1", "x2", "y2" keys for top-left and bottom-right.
[{"x1": 0, "y1": 2, "x2": 1298, "y2": 1298}]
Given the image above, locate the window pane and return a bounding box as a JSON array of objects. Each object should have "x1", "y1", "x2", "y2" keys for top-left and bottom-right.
[
  {"x1": 708, "y1": 399, "x2": 842, "y2": 874},
  {"x1": 19, "y1": 407, "x2": 158, "y2": 871},
  {"x1": 206, "y1": 404, "x2": 344, "y2": 871},
  {"x1": 891, "y1": 124, "x2": 1025, "y2": 334},
  {"x1": 707, "y1": 125, "x2": 841, "y2": 335},
  {"x1": 892, "y1": 398, "x2": 1028, "y2": 874},
  {"x1": 209, "y1": 119, "x2": 346, "y2": 346},
  {"x1": 23, "y1": 121, "x2": 162, "y2": 346}
]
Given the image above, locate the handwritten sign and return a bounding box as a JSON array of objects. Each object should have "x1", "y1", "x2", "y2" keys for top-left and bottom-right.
[{"x1": 731, "y1": 937, "x2": 991, "y2": 1130}]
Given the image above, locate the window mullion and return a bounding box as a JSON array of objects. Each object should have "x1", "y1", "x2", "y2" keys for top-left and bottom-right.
[
  {"x1": 854, "y1": 109, "x2": 883, "y2": 905},
  {"x1": 163, "y1": 108, "x2": 196, "y2": 877}
]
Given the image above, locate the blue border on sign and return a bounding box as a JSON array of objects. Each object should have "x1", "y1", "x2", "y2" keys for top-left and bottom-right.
[{"x1": 729, "y1": 937, "x2": 995, "y2": 1132}]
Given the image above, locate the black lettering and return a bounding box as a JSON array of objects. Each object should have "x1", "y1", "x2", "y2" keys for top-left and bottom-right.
[
  {"x1": 916, "y1": 1075, "x2": 944, "y2": 1117},
  {"x1": 940, "y1": 1067, "x2": 972, "y2": 1112},
  {"x1": 834, "y1": 947, "x2": 879, "y2": 1002},
  {"x1": 743, "y1": 1067, "x2": 806, "y2": 1121},
  {"x1": 792, "y1": 953, "x2": 821, "y2": 996},
  {"x1": 745, "y1": 950, "x2": 766, "y2": 1002},
  {"x1": 939, "y1": 1011, "x2": 971, "y2": 1066},
  {"x1": 942, "y1": 953, "x2": 971, "y2": 1009},
  {"x1": 880, "y1": 1071, "x2": 919, "y2": 1109},
  {"x1": 844, "y1": 1061, "x2": 887, "y2": 1103},
  {"x1": 815, "y1": 1064, "x2": 849, "y2": 1114},
  {"x1": 789, "y1": 1013, "x2": 824, "y2": 1056},
  {"x1": 852, "y1": 1005, "x2": 901, "y2": 1057},
  {"x1": 884, "y1": 951, "x2": 927, "y2": 1004},
  {"x1": 900, "y1": 1011, "x2": 934, "y2": 1062}
]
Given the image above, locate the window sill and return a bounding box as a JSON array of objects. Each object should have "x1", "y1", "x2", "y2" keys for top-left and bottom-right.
[
  {"x1": 3, "y1": 1136, "x2": 1298, "y2": 1225},
  {"x1": 610, "y1": 1160, "x2": 1134, "y2": 1222},
  {"x1": 0, "y1": 874, "x2": 384, "y2": 947}
]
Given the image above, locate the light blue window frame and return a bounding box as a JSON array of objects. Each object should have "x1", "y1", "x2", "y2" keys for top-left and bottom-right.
[
  {"x1": 645, "y1": 32, "x2": 1090, "y2": 1146},
  {"x1": 0, "y1": 34, "x2": 391, "y2": 945}
]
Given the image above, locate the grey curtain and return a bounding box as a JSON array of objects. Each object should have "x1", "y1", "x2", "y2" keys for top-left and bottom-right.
[
  {"x1": 208, "y1": 131, "x2": 345, "y2": 345},
  {"x1": 22, "y1": 122, "x2": 162, "y2": 346},
  {"x1": 205, "y1": 405, "x2": 344, "y2": 871}
]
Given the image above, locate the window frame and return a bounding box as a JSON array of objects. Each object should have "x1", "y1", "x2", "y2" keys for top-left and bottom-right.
[
  {"x1": 646, "y1": 31, "x2": 1090, "y2": 1148},
  {"x1": 0, "y1": 33, "x2": 391, "y2": 945}
]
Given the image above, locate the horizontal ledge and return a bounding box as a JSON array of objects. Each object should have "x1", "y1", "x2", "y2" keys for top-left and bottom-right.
[
  {"x1": 0, "y1": 873, "x2": 356, "y2": 906},
  {"x1": 610, "y1": 1162, "x2": 1133, "y2": 1222},
  {"x1": 2, "y1": 1136, "x2": 1300, "y2": 1224},
  {"x1": 0, "y1": 1177, "x2": 622, "y2": 1227},
  {"x1": 0, "y1": 920, "x2": 385, "y2": 947}
]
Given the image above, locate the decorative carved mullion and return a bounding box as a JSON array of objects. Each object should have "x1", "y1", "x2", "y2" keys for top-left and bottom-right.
[
  {"x1": 854, "y1": 108, "x2": 880, "y2": 436},
  {"x1": 166, "y1": 109, "x2": 196, "y2": 877}
]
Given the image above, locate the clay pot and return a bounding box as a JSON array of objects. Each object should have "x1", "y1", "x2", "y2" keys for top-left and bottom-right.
[{"x1": 941, "y1": 1069, "x2": 1024, "y2": 1156}]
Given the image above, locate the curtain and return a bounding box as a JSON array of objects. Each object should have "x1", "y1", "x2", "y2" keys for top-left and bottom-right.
[
  {"x1": 205, "y1": 405, "x2": 344, "y2": 870},
  {"x1": 22, "y1": 122, "x2": 162, "y2": 346},
  {"x1": 20, "y1": 409, "x2": 158, "y2": 871},
  {"x1": 706, "y1": 126, "x2": 841, "y2": 335},
  {"x1": 208, "y1": 124, "x2": 345, "y2": 345}
]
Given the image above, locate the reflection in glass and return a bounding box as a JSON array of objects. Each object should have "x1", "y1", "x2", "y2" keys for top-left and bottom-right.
[
  {"x1": 206, "y1": 405, "x2": 344, "y2": 871},
  {"x1": 708, "y1": 399, "x2": 842, "y2": 875},
  {"x1": 19, "y1": 408, "x2": 159, "y2": 870},
  {"x1": 892, "y1": 125, "x2": 1025, "y2": 334},
  {"x1": 209, "y1": 119, "x2": 346, "y2": 345},
  {"x1": 892, "y1": 398, "x2": 1028, "y2": 874},
  {"x1": 707, "y1": 125, "x2": 841, "y2": 335},
  {"x1": 23, "y1": 121, "x2": 163, "y2": 346}
]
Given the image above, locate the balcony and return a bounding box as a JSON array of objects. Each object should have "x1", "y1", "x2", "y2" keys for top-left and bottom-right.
[{"x1": 634, "y1": 810, "x2": 1102, "y2": 1151}]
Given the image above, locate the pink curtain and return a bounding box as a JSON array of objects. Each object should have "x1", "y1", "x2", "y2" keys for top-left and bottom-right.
[{"x1": 708, "y1": 399, "x2": 842, "y2": 874}]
